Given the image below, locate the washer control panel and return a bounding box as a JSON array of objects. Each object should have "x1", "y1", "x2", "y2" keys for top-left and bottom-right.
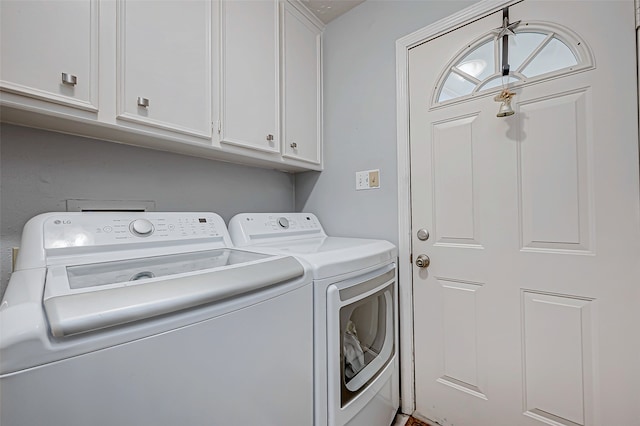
[
  {"x1": 43, "y1": 212, "x2": 230, "y2": 249},
  {"x1": 229, "y1": 213, "x2": 326, "y2": 246}
]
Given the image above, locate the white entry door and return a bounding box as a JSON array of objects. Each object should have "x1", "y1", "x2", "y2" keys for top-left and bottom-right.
[{"x1": 409, "y1": 1, "x2": 640, "y2": 425}]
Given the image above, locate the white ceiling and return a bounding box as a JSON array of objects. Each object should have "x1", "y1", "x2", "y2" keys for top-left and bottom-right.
[{"x1": 302, "y1": 0, "x2": 366, "y2": 24}]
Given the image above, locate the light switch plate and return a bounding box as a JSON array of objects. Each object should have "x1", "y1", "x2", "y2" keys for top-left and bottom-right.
[{"x1": 356, "y1": 169, "x2": 380, "y2": 190}]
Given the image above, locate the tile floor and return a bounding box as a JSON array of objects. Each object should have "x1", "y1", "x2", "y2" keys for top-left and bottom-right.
[{"x1": 393, "y1": 413, "x2": 432, "y2": 426}]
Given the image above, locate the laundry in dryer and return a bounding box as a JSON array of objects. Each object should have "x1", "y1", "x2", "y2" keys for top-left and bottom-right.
[{"x1": 344, "y1": 320, "x2": 365, "y2": 379}]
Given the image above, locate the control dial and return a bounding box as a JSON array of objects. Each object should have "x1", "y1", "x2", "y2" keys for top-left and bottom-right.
[
  {"x1": 130, "y1": 219, "x2": 154, "y2": 237},
  {"x1": 277, "y1": 217, "x2": 290, "y2": 229}
]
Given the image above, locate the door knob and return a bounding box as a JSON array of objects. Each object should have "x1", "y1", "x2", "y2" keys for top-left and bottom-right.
[{"x1": 415, "y1": 254, "x2": 430, "y2": 268}]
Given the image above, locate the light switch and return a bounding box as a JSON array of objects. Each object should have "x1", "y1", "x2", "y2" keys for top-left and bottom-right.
[
  {"x1": 369, "y1": 170, "x2": 380, "y2": 188},
  {"x1": 12, "y1": 247, "x2": 19, "y2": 272}
]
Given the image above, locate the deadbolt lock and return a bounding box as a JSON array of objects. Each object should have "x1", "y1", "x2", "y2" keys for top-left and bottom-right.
[{"x1": 417, "y1": 228, "x2": 430, "y2": 241}]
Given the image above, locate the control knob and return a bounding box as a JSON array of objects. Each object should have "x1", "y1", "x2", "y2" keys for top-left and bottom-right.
[
  {"x1": 130, "y1": 219, "x2": 154, "y2": 237},
  {"x1": 277, "y1": 217, "x2": 290, "y2": 229}
]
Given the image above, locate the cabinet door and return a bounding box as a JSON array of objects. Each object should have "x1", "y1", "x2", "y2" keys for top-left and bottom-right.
[
  {"x1": 220, "y1": 0, "x2": 279, "y2": 153},
  {"x1": 117, "y1": 0, "x2": 213, "y2": 138},
  {"x1": 281, "y1": 2, "x2": 322, "y2": 165},
  {"x1": 0, "y1": 0, "x2": 99, "y2": 111}
]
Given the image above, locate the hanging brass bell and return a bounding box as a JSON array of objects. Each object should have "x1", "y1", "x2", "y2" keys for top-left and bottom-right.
[
  {"x1": 497, "y1": 100, "x2": 515, "y2": 117},
  {"x1": 494, "y1": 89, "x2": 516, "y2": 117}
]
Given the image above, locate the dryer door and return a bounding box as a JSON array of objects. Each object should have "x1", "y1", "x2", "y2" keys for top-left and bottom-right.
[{"x1": 326, "y1": 266, "x2": 396, "y2": 408}]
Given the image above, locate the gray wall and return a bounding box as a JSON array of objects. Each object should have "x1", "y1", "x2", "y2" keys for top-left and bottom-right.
[
  {"x1": 0, "y1": 124, "x2": 294, "y2": 296},
  {"x1": 295, "y1": 0, "x2": 475, "y2": 245}
]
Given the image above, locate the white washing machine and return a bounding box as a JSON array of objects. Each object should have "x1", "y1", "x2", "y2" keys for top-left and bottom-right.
[
  {"x1": 229, "y1": 213, "x2": 399, "y2": 426},
  {"x1": 0, "y1": 212, "x2": 314, "y2": 426}
]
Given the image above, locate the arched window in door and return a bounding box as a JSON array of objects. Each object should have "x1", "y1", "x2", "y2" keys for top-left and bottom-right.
[{"x1": 434, "y1": 21, "x2": 593, "y2": 105}]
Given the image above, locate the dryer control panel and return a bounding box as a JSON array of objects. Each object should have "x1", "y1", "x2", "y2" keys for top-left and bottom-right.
[{"x1": 229, "y1": 213, "x2": 326, "y2": 246}]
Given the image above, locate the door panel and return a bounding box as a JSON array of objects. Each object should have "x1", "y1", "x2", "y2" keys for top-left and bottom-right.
[
  {"x1": 518, "y1": 90, "x2": 592, "y2": 252},
  {"x1": 432, "y1": 115, "x2": 480, "y2": 246},
  {"x1": 522, "y1": 291, "x2": 593, "y2": 426},
  {"x1": 409, "y1": 2, "x2": 640, "y2": 425},
  {"x1": 439, "y1": 279, "x2": 484, "y2": 397}
]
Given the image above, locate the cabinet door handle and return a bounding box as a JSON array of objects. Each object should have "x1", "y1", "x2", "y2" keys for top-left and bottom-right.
[
  {"x1": 137, "y1": 97, "x2": 150, "y2": 108},
  {"x1": 290, "y1": 142, "x2": 298, "y2": 149},
  {"x1": 61, "y1": 73, "x2": 77, "y2": 86},
  {"x1": 266, "y1": 134, "x2": 274, "y2": 141}
]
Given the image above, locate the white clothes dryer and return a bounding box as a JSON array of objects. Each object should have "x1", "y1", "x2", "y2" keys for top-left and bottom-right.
[
  {"x1": 0, "y1": 212, "x2": 313, "y2": 426},
  {"x1": 229, "y1": 213, "x2": 400, "y2": 426}
]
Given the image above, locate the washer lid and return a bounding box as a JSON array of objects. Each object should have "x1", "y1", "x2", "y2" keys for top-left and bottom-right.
[
  {"x1": 229, "y1": 213, "x2": 398, "y2": 279},
  {"x1": 249, "y1": 237, "x2": 397, "y2": 279},
  {"x1": 43, "y1": 249, "x2": 304, "y2": 338},
  {"x1": 63, "y1": 248, "x2": 259, "y2": 289}
]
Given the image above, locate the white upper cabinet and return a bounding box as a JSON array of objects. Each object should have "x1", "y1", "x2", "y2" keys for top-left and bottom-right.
[
  {"x1": 0, "y1": 0, "x2": 99, "y2": 112},
  {"x1": 0, "y1": 0, "x2": 322, "y2": 171},
  {"x1": 281, "y1": 2, "x2": 322, "y2": 165},
  {"x1": 116, "y1": 0, "x2": 214, "y2": 138},
  {"x1": 219, "y1": 0, "x2": 280, "y2": 153}
]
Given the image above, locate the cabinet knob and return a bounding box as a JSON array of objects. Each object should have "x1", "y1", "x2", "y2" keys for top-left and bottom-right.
[
  {"x1": 137, "y1": 97, "x2": 150, "y2": 108},
  {"x1": 290, "y1": 142, "x2": 298, "y2": 149},
  {"x1": 61, "y1": 73, "x2": 77, "y2": 86},
  {"x1": 266, "y1": 134, "x2": 274, "y2": 142}
]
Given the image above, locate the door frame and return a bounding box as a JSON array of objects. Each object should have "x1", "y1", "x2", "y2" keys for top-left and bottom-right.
[{"x1": 395, "y1": 0, "x2": 530, "y2": 414}]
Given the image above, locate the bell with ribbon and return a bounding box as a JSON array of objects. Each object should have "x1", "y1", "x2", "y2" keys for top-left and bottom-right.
[{"x1": 494, "y1": 89, "x2": 515, "y2": 117}]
